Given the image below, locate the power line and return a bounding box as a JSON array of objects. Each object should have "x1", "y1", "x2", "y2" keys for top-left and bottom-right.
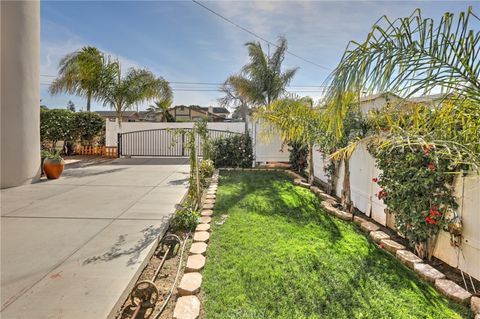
[
  {"x1": 191, "y1": 0, "x2": 331, "y2": 71},
  {"x1": 40, "y1": 75, "x2": 330, "y2": 88}
]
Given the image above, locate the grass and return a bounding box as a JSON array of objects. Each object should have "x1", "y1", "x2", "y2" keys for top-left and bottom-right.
[{"x1": 201, "y1": 171, "x2": 472, "y2": 319}]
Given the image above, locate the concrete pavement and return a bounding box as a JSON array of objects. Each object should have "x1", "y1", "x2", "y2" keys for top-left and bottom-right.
[{"x1": 1, "y1": 158, "x2": 189, "y2": 318}]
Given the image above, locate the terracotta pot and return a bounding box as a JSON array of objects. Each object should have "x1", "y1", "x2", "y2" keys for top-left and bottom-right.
[{"x1": 43, "y1": 158, "x2": 65, "y2": 179}]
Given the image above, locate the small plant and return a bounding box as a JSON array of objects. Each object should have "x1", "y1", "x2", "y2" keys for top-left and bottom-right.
[
  {"x1": 42, "y1": 149, "x2": 63, "y2": 162},
  {"x1": 170, "y1": 206, "x2": 200, "y2": 232},
  {"x1": 199, "y1": 159, "x2": 214, "y2": 186}
]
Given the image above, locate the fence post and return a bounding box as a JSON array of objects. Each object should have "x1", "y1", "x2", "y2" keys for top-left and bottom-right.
[{"x1": 117, "y1": 133, "x2": 121, "y2": 158}]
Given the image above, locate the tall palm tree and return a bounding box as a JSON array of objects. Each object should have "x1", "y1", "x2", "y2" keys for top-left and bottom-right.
[
  {"x1": 324, "y1": 7, "x2": 480, "y2": 138},
  {"x1": 49, "y1": 46, "x2": 107, "y2": 112},
  {"x1": 97, "y1": 61, "x2": 170, "y2": 127},
  {"x1": 229, "y1": 37, "x2": 298, "y2": 107}
]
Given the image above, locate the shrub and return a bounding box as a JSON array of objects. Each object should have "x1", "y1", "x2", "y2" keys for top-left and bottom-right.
[
  {"x1": 289, "y1": 142, "x2": 308, "y2": 174},
  {"x1": 73, "y1": 112, "x2": 105, "y2": 145},
  {"x1": 40, "y1": 109, "x2": 75, "y2": 150},
  {"x1": 199, "y1": 159, "x2": 214, "y2": 186},
  {"x1": 370, "y1": 143, "x2": 458, "y2": 259},
  {"x1": 170, "y1": 206, "x2": 200, "y2": 232},
  {"x1": 211, "y1": 134, "x2": 253, "y2": 168}
]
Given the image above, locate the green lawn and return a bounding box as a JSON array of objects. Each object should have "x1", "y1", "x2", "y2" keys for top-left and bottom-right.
[{"x1": 201, "y1": 171, "x2": 472, "y2": 319}]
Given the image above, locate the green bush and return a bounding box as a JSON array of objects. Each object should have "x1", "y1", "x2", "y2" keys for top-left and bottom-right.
[
  {"x1": 199, "y1": 159, "x2": 214, "y2": 186},
  {"x1": 211, "y1": 134, "x2": 253, "y2": 168},
  {"x1": 170, "y1": 206, "x2": 200, "y2": 232},
  {"x1": 40, "y1": 109, "x2": 105, "y2": 153},
  {"x1": 288, "y1": 142, "x2": 308, "y2": 174}
]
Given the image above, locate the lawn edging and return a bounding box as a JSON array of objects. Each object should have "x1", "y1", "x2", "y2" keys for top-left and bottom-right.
[
  {"x1": 171, "y1": 170, "x2": 219, "y2": 319},
  {"x1": 173, "y1": 167, "x2": 478, "y2": 318}
]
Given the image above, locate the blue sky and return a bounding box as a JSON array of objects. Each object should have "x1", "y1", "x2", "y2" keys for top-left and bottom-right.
[{"x1": 40, "y1": 0, "x2": 479, "y2": 112}]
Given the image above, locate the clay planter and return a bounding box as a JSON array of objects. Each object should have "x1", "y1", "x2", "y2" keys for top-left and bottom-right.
[{"x1": 43, "y1": 158, "x2": 65, "y2": 179}]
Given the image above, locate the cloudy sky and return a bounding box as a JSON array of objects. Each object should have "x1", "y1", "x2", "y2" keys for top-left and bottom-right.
[{"x1": 40, "y1": 0, "x2": 479, "y2": 112}]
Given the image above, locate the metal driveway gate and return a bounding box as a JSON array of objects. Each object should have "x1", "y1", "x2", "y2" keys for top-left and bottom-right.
[{"x1": 117, "y1": 128, "x2": 241, "y2": 157}]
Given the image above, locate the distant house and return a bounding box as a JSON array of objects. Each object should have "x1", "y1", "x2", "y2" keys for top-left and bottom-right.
[
  {"x1": 170, "y1": 105, "x2": 230, "y2": 122},
  {"x1": 96, "y1": 110, "x2": 163, "y2": 122},
  {"x1": 359, "y1": 92, "x2": 449, "y2": 114}
]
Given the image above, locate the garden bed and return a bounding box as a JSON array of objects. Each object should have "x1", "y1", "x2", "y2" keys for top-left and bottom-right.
[{"x1": 201, "y1": 171, "x2": 473, "y2": 318}]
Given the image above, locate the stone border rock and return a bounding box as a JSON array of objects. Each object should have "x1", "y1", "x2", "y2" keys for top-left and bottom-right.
[
  {"x1": 173, "y1": 167, "x2": 476, "y2": 317},
  {"x1": 172, "y1": 170, "x2": 219, "y2": 319}
]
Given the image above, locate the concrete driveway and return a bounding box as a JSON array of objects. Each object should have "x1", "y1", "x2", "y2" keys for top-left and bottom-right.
[{"x1": 0, "y1": 158, "x2": 189, "y2": 319}]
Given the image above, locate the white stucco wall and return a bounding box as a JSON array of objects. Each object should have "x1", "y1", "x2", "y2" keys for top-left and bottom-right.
[{"x1": 1, "y1": 1, "x2": 41, "y2": 188}]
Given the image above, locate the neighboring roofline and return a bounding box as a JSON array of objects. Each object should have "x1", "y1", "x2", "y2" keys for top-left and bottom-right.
[{"x1": 360, "y1": 92, "x2": 401, "y2": 103}]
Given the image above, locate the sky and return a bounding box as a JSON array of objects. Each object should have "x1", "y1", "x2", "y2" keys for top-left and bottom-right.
[{"x1": 40, "y1": 0, "x2": 480, "y2": 112}]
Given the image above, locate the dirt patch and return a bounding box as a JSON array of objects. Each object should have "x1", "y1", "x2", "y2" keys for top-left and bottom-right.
[{"x1": 116, "y1": 232, "x2": 192, "y2": 319}]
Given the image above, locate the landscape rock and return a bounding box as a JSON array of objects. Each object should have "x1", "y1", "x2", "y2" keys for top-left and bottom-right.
[
  {"x1": 189, "y1": 242, "x2": 208, "y2": 255},
  {"x1": 193, "y1": 231, "x2": 210, "y2": 243},
  {"x1": 203, "y1": 203, "x2": 214, "y2": 210},
  {"x1": 370, "y1": 230, "x2": 390, "y2": 244},
  {"x1": 396, "y1": 250, "x2": 423, "y2": 269},
  {"x1": 353, "y1": 215, "x2": 367, "y2": 226},
  {"x1": 199, "y1": 216, "x2": 211, "y2": 224},
  {"x1": 435, "y1": 279, "x2": 472, "y2": 304},
  {"x1": 205, "y1": 194, "x2": 216, "y2": 200},
  {"x1": 173, "y1": 295, "x2": 201, "y2": 319},
  {"x1": 380, "y1": 239, "x2": 406, "y2": 254},
  {"x1": 177, "y1": 272, "x2": 202, "y2": 296},
  {"x1": 360, "y1": 221, "x2": 380, "y2": 233},
  {"x1": 185, "y1": 254, "x2": 206, "y2": 272},
  {"x1": 471, "y1": 296, "x2": 480, "y2": 315},
  {"x1": 201, "y1": 209, "x2": 213, "y2": 217},
  {"x1": 413, "y1": 263, "x2": 445, "y2": 283},
  {"x1": 195, "y1": 223, "x2": 210, "y2": 232},
  {"x1": 204, "y1": 199, "x2": 215, "y2": 205}
]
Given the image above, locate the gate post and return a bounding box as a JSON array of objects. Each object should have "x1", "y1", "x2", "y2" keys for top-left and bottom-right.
[{"x1": 117, "y1": 133, "x2": 121, "y2": 158}]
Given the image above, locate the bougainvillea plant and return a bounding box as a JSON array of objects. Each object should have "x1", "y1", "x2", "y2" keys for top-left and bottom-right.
[{"x1": 371, "y1": 143, "x2": 458, "y2": 260}]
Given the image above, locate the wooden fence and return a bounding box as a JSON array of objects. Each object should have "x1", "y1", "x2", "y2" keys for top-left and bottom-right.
[{"x1": 75, "y1": 146, "x2": 118, "y2": 158}]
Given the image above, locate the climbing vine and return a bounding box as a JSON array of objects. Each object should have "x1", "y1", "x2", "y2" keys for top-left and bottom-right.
[{"x1": 371, "y1": 143, "x2": 459, "y2": 260}]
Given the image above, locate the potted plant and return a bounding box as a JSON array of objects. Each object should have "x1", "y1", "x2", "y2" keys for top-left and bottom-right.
[{"x1": 43, "y1": 150, "x2": 65, "y2": 179}]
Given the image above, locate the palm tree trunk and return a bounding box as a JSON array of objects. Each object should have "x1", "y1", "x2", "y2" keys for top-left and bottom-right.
[
  {"x1": 341, "y1": 157, "x2": 352, "y2": 212},
  {"x1": 86, "y1": 91, "x2": 92, "y2": 112},
  {"x1": 308, "y1": 142, "x2": 314, "y2": 185},
  {"x1": 242, "y1": 102, "x2": 248, "y2": 135}
]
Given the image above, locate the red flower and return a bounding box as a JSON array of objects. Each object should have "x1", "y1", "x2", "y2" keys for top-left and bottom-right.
[
  {"x1": 372, "y1": 178, "x2": 378, "y2": 183},
  {"x1": 425, "y1": 217, "x2": 438, "y2": 225},
  {"x1": 377, "y1": 189, "x2": 387, "y2": 200},
  {"x1": 427, "y1": 163, "x2": 436, "y2": 171},
  {"x1": 379, "y1": 243, "x2": 385, "y2": 249}
]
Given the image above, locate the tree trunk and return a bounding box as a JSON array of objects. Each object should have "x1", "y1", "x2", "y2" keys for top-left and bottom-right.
[
  {"x1": 308, "y1": 142, "x2": 314, "y2": 185},
  {"x1": 243, "y1": 103, "x2": 248, "y2": 135},
  {"x1": 86, "y1": 91, "x2": 92, "y2": 112},
  {"x1": 341, "y1": 157, "x2": 352, "y2": 212}
]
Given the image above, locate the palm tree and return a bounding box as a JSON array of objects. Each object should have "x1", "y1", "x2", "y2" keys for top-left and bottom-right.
[
  {"x1": 255, "y1": 96, "x2": 322, "y2": 185},
  {"x1": 228, "y1": 37, "x2": 298, "y2": 107},
  {"x1": 49, "y1": 46, "x2": 107, "y2": 112},
  {"x1": 97, "y1": 61, "x2": 170, "y2": 127},
  {"x1": 147, "y1": 90, "x2": 174, "y2": 122},
  {"x1": 323, "y1": 7, "x2": 480, "y2": 137},
  {"x1": 219, "y1": 76, "x2": 249, "y2": 133}
]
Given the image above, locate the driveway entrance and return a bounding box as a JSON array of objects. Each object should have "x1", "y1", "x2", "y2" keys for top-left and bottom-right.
[{"x1": 0, "y1": 158, "x2": 189, "y2": 318}]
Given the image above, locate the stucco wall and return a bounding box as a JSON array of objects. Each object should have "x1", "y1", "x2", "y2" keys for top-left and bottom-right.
[{"x1": 1, "y1": 1, "x2": 41, "y2": 188}]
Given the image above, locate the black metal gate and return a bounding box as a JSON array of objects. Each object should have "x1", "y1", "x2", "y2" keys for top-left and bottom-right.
[{"x1": 117, "y1": 128, "x2": 241, "y2": 157}]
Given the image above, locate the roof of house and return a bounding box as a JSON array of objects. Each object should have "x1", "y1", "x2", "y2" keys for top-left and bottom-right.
[
  {"x1": 406, "y1": 93, "x2": 449, "y2": 103},
  {"x1": 359, "y1": 92, "x2": 401, "y2": 103},
  {"x1": 95, "y1": 111, "x2": 138, "y2": 117},
  {"x1": 170, "y1": 105, "x2": 229, "y2": 114}
]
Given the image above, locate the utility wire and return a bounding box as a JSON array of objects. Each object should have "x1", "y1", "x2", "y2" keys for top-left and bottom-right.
[
  {"x1": 40, "y1": 76, "x2": 330, "y2": 88},
  {"x1": 191, "y1": 0, "x2": 331, "y2": 71}
]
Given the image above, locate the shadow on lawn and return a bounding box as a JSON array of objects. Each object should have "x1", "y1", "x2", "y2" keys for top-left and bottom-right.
[{"x1": 215, "y1": 171, "x2": 342, "y2": 243}]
